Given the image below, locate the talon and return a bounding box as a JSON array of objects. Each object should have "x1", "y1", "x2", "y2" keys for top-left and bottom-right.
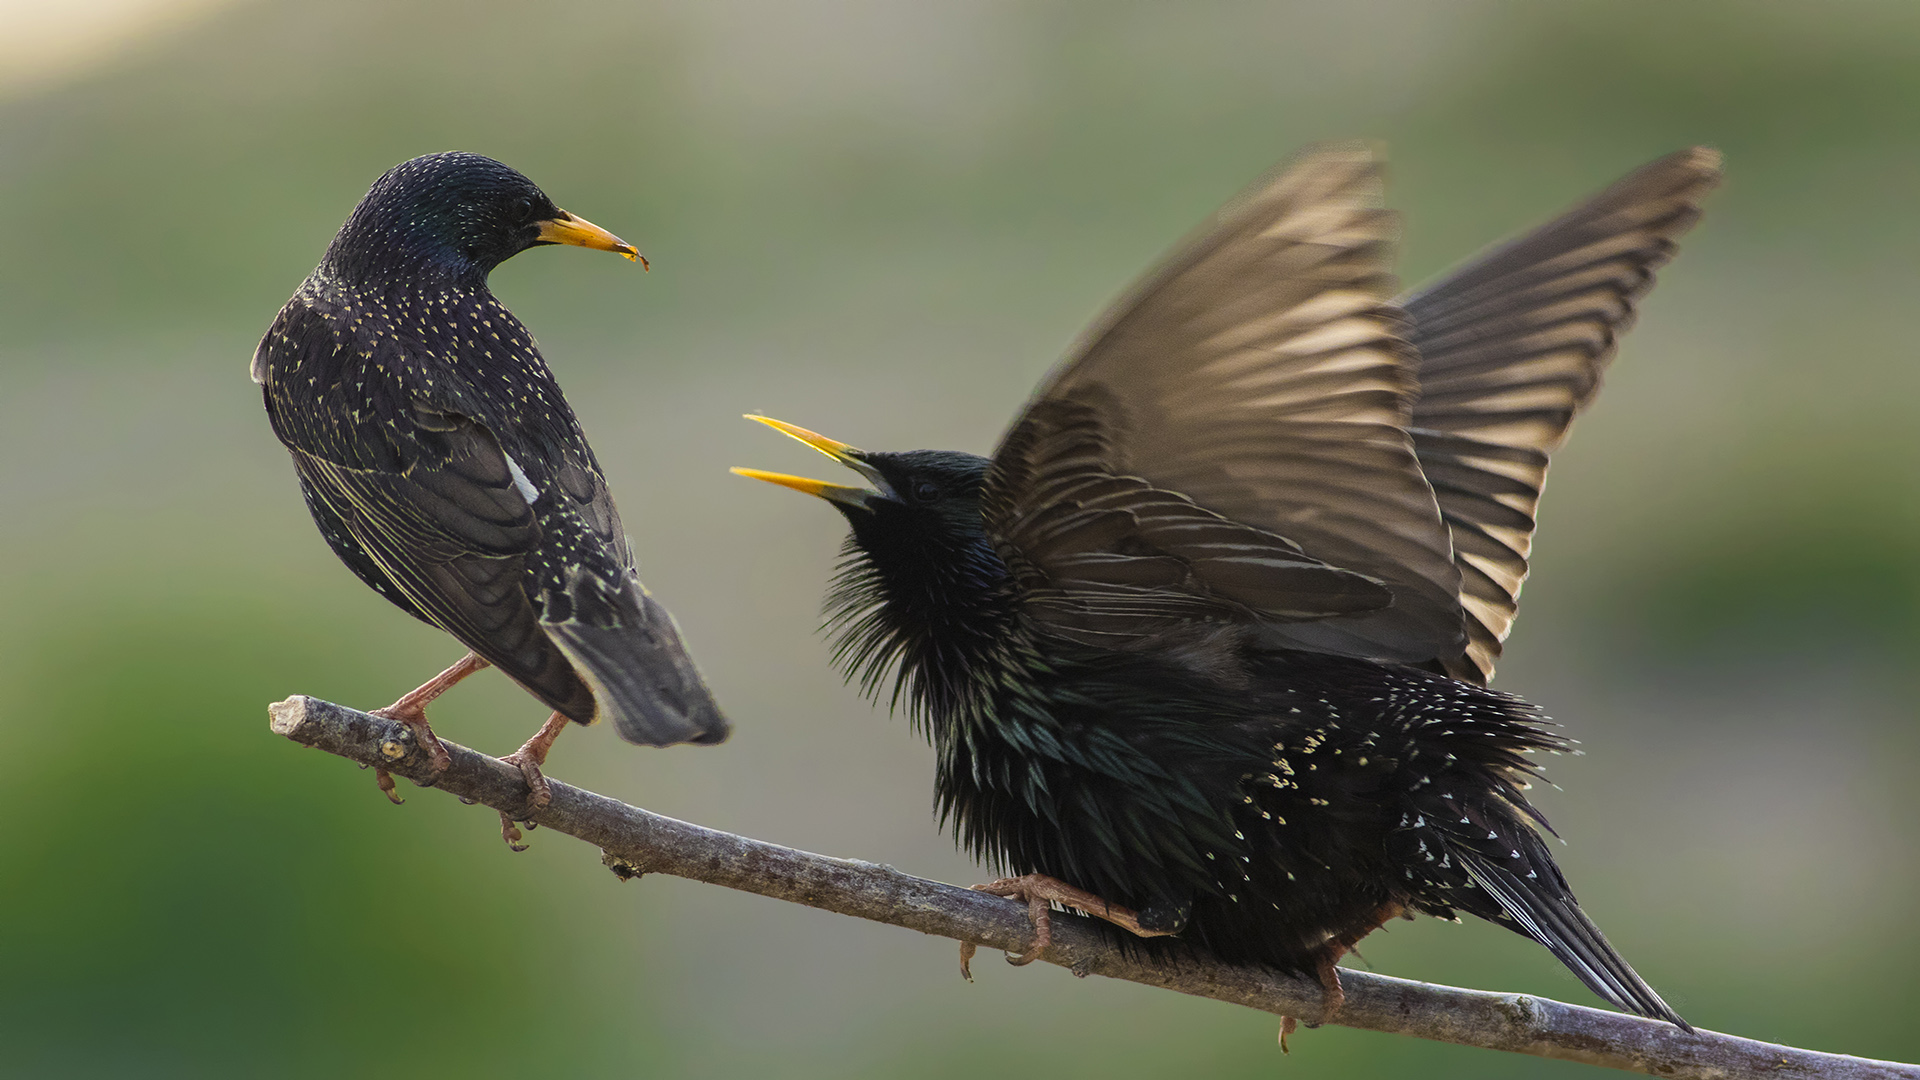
[
  {"x1": 959, "y1": 941, "x2": 977, "y2": 982},
  {"x1": 500, "y1": 812, "x2": 528, "y2": 852},
  {"x1": 1279, "y1": 1015, "x2": 1298, "y2": 1053},
  {"x1": 374, "y1": 767, "x2": 404, "y2": 805}
]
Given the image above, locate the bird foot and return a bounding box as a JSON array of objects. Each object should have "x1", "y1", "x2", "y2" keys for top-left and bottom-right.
[
  {"x1": 1277, "y1": 902, "x2": 1402, "y2": 1038},
  {"x1": 370, "y1": 708, "x2": 452, "y2": 770},
  {"x1": 363, "y1": 712, "x2": 448, "y2": 803},
  {"x1": 958, "y1": 873, "x2": 1173, "y2": 980},
  {"x1": 500, "y1": 749, "x2": 554, "y2": 813},
  {"x1": 1315, "y1": 949, "x2": 1348, "y2": 1020},
  {"x1": 365, "y1": 651, "x2": 490, "y2": 788},
  {"x1": 496, "y1": 753, "x2": 550, "y2": 853},
  {"x1": 1276, "y1": 953, "x2": 1346, "y2": 1048},
  {"x1": 494, "y1": 711, "x2": 568, "y2": 852}
]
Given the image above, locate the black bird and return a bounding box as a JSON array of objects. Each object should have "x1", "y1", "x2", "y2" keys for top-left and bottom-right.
[
  {"x1": 735, "y1": 146, "x2": 1718, "y2": 1027},
  {"x1": 255, "y1": 152, "x2": 727, "y2": 840}
]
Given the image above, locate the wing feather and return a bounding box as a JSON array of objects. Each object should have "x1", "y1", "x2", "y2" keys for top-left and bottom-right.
[
  {"x1": 1402, "y1": 147, "x2": 1722, "y2": 681},
  {"x1": 260, "y1": 294, "x2": 726, "y2": 741},
  {"x1": 987, "y1": 146, "x2": 1466, "y2": 663}
]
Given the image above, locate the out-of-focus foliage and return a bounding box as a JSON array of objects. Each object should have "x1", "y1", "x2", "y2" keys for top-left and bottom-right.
[{"x1": 1, "y1": 1, "x2": 1914, "y2": 1075}]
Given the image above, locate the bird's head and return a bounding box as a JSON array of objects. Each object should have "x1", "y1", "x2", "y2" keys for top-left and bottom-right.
[
  {"x1": 731, "y1": 415, "x2": 991, "y2": 545},
  {"x1": 733, "y1": 415, "x2": 1008, "y2": 708},
  {"x1": 323, "y1": 152, "x2": 644, "y2": 286}
]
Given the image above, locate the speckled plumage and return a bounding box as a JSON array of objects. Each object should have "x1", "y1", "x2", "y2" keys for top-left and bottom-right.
[
  {"x1": 740, "y1": 146, "x2": 1719, "y2": 1026},
  {"x1": 827, "y1": 479, "x2": 1657, "y2": 1012},
  {"x1": 256, "y1": 152, "x2": 726, "y2": 747}
]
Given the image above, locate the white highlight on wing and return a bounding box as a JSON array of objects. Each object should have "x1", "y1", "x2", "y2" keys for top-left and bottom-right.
[{"x1": 503, "y1": 451, "x2": 540, "y2": 505}]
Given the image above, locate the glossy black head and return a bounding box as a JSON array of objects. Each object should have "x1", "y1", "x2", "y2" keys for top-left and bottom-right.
[
  {"x1": 321, "y1": 152, "x2": 641, "y2": 286},
  {"x1": 733, "y1": 417, "x2": 1011, "y2": 706},
  {"x1": 847, "y1": 449, "x2": 992, "y2": 533}
]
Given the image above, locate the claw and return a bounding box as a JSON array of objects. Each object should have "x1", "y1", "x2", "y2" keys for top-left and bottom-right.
[
  {"x1": 500, "y1": 813, "x2": 528, "y2": 852},
  {"x1": 374, "y1": 767, "x2": 404, "y2": 805}
]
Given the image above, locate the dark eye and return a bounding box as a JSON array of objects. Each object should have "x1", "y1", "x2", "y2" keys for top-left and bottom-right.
[
  {"x1": 911, "y1": 480, "x2": 941, "y2": 503},
  {"x1": 512, "y1": 196, "x2": 534, "y2": 219}
]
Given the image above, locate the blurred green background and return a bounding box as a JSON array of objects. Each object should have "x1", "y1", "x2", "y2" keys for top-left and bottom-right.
[{"x1": 2, "y1": 0, "x2": 1916, "y2": 1075}]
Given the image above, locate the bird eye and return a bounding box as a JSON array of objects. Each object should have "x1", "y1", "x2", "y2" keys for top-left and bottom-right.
[
  {"x1": 512, "y1": 196, "x2": 534, "y2": 219},
  {"x1": 912, "y1": 480, "x2": 941, "y2": 503}
]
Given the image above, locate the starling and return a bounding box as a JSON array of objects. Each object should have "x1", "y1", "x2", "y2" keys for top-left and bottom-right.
[
  {"x1": 735, "y1": 146, "x2": 1719, "y2": 1027},
  {"x1": 255, "y1": 152, "x2": 728, "y2": 839}
]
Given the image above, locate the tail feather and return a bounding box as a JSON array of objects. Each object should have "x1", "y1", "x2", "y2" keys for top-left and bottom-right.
[
  {"x1": 543, "y1": 582, "x2": 730, "y2": 747},
  {"x1": 1457, "y1": 839, "x2": 1688, "y2": 1030}
]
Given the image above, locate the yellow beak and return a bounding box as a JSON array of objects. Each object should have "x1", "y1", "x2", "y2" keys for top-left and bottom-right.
[
  {"x1": 732, "y1": 415, "x2": 890, "y2": 507},
  {"x1": 535, "y1": 209, "x2": 648, "y2": 268},
  {"x1": 728, "y1": 467, "x2": 871, "y2": 503}
]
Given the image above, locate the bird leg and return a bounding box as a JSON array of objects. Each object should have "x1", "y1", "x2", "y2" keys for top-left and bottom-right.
[
  {"x1": 958, "y1": 873, "x2": 1175, "y2": 980},
  {"x1": 497, "y1": 710, "x2": 570, "y2": 851},
  {"x1": 368, "y1": 651, "x2": 491, "y2": 802}
]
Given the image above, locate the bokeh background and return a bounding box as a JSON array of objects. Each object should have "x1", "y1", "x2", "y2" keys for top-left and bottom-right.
[{"x1": 2, "y1": 1, "x2": 1916, "y2": 1076}]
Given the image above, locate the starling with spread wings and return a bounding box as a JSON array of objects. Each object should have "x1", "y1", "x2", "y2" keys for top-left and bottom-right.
[
  {"x1": 735, "y1": 145, "x2": 1717, "y2": 1026},
  {"x1": 256, "y1": 153, "x2": 727, "y2": 843}
]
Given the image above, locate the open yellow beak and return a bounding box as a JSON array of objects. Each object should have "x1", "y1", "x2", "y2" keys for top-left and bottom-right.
[
  {"x1": 728, "y1": 467, "x2": 870, "y2": 502},
  {"x1": 535, "y1": 209, "x2": 648, "y2": 268},
  {"x1": 731, "y1": 415, "x2": 890, "y2": 507}
]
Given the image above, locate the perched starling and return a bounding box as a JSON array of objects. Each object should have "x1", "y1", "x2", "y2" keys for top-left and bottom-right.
[
  {"x1": 255, "y1": 152, "x2": 727, "y2": 839},
  {"x1": 736, "y1": 146, "x2": 1719, "y2": 1027}
]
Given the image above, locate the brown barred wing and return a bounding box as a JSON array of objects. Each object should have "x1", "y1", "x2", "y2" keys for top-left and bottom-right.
[
  {"x1": 987, "y1": 145, "x2": 1467, "y2": 666},
  {"x1": 1402, "y1": 148, "x2": 1722, "y2": 682}
]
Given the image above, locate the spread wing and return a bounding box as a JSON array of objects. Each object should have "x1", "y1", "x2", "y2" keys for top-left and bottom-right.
[
  {"x1": 1402, "y1": 147, "x2": 1722, "y2": 682},
  {"x1": 985, "y1": 145, "x2": 1467, "y2": 664}
]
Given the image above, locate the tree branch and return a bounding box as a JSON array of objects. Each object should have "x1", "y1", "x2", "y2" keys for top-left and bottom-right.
[{"x1": 269, "y1": 695, "x2": 1911, "y2": 1080}]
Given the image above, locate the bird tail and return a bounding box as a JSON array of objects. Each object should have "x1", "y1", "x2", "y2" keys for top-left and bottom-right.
[
  {"x1": 1455, "y1": 833, "x2": 1689, "y2": 1030},
  {"x1": 543, "y1": 582, "x2": 730, "y2": 747}
]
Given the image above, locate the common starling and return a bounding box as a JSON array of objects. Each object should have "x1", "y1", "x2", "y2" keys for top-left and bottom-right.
[
  {"x1": 735, "y1": 146, "x2": 1719, "y2": 1027},
  {"x1": 255, "y1": 152, "x2": 728, "y2": 840}
]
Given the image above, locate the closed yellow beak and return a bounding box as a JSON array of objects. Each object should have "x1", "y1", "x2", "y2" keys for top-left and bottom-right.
[{"x1": 536, "y1": 210, "x2": 648, "y2": 268}]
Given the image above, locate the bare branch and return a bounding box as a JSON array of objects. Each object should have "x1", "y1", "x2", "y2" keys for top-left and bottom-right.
[{"x1": 269, "y1": 695, "x2": 1912, "y2": 1080}]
